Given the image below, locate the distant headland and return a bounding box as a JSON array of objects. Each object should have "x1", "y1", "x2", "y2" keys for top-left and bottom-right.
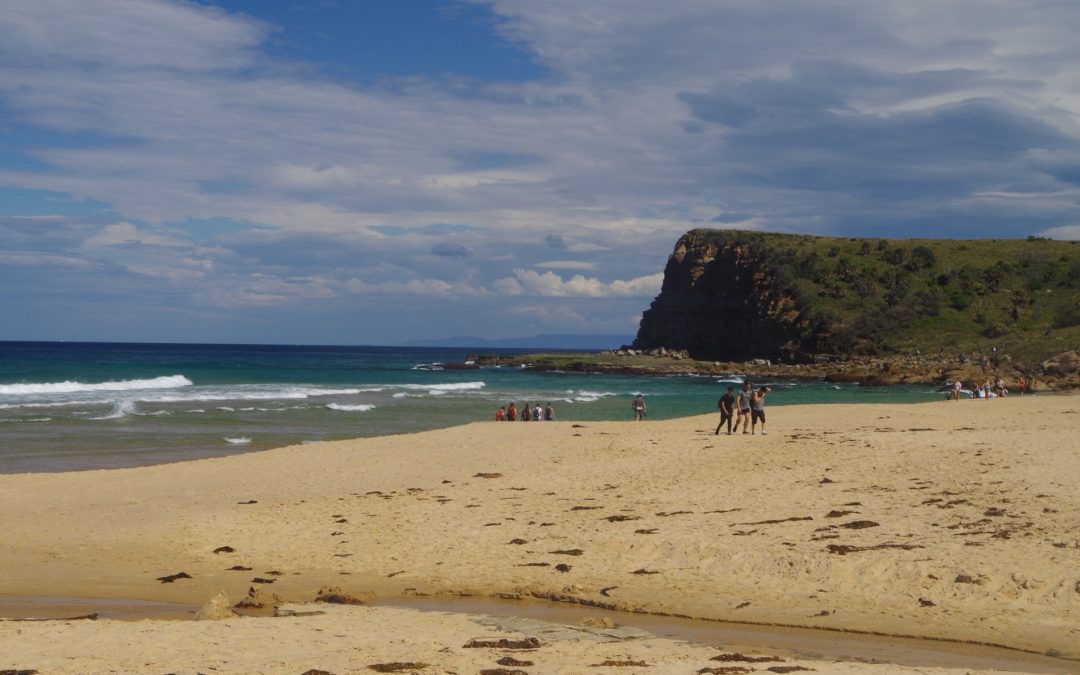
[{"x1": 478, "y1": 229, "x2": 1080, "y2": 389}]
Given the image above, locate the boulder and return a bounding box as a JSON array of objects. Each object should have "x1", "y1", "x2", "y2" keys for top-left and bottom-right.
[{"x1": 1042, "y1": 351, "x2": 1080, "y2": 376}]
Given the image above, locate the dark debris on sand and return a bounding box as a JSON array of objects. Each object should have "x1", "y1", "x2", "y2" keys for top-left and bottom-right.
[
  {"x1": 464, "y1": 637, "x2": 541, "y2": 650},
  {"x1": 367, "y1": 663, "x2": 428, "y2": 673},
  {"x1": 156, "y1": 572, "x2": 192, "y2": 583}
]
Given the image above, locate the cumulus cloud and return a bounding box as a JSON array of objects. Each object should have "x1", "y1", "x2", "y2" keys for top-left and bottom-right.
[{"x1": 494, "y1": 269, "x2": 663, "y2": 297}]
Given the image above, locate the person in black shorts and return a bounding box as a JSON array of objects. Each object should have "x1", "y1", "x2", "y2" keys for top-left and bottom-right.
[
  {"x1": 750, "y1": 386, "x2": 771, "y2": 435},
  {"x1": 715, "y1": 387, "x2": 735, "y2": 435}
]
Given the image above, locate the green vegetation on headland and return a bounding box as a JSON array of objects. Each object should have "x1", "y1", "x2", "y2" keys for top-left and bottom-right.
[{"x1": 483, "y1": 230, "x2": 1080, "y2": 389}]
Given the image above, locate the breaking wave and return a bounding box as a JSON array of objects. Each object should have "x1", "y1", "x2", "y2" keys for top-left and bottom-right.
[
  {"x1": 326, "y1": 403, "x2": 376, "y2": 412},
  {"x1": 0, "y1": 375, "x2": 192, "y2": 396}
]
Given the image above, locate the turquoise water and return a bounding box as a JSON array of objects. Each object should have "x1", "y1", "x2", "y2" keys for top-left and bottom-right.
[{"x1": 0, "y1": 342, "x2": 944, "y2": 473}]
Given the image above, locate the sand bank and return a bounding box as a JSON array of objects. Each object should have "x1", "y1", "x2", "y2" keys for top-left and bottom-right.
[{"x1": 2, "y1": 396, "x2": 1079, "y2": 673}]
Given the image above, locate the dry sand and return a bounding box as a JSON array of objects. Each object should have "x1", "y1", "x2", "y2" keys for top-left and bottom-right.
[{"x1": 2, "y1": 395, "x2": 1079, "y2": 674}]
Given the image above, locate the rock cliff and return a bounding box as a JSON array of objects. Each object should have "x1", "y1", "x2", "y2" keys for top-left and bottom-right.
[
  {"x1": 633, "y1": 228, "x2": 1080, "y2": 366},
  {"x1": 634, "y1": 231, "x2": 805, "y2": 361}
]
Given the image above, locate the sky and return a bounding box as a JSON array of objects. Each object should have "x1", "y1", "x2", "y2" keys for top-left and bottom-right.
[{"x1": 3, "y1": 0, "x2": 1080, "y2": 345}]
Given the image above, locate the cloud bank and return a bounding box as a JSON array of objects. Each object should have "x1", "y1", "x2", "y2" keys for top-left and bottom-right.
[{"x1": 2, "y1": 0, "x2": 1080, "y2": 342}]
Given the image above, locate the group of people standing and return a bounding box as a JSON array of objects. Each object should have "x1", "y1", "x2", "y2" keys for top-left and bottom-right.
[
  {"x1": 715, "y1": 382, "x2": 771, "y2": 435},
  {"x1": 496, "y1": 402, "x2": 555, "y2": 421},
  {"x1": 950, "y1": 375, "x2": 1027, "y2": 400}
]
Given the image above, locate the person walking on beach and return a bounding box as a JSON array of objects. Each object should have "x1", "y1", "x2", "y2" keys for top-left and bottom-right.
[
  {"x1": 522, "y1": 403, "x2": 532, "y2": 421},
  {"x1": 750, "y1": 386, "x2": 771, "y2": 435},
  {"x1": 506, "y1": 402, "x2": 517, "y2": 421},
  {"x1": 951, "y1": 380, "x2": 962, "y2": 401},
  {"x1": 733, "y1": 382, "x2": 752, "y2": 434},
  {"x1": 715, "y1": 386, "x2": 735, "y2": 435},
  {"x1": 495, "y1": 406, "x2": 505, "y2": 421},
  {"x1": 533, "y1": 403, "x2": 543, "y2": 421},
  {"x1": 632, "y1": 394, "x2": 647, "y2": 421},
  {"x1": 1017, "y1": 375, "x2": 1026, "y2": 396},
  {"x1": 544, "y1": 402, "x2": 555, "y2": 421}
]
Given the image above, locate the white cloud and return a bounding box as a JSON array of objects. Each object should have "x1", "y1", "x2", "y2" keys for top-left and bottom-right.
[
  {"x1": 4, "y1": 0, "x2": 1080, "y2": 341},
  {"x1": 346, "y1": 277, "x2": 489, "y2": 298},
  {"x1": 1037, "y1": 224, "x2": 1080, "y2": 240},
  {"x1": 83, "y1": 222, "x2": 186, "y2": 248},
  {"x1": 495, "y1": 268, "x2": 663, "y2": 297}
]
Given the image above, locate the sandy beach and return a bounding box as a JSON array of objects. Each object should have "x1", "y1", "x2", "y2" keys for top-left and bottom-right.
[{"x1": 2, "y1": 395, "x2": 1079, "y2": 674}]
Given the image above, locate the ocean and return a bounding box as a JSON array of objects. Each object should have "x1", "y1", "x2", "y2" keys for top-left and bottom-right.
[{"x1": 0, "y1": 341, "x2": 945, "y2": 473}]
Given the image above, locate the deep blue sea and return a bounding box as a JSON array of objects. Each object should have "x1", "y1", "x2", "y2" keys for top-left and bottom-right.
[{"x1": 0, "y1": 341, "x2": 945, "y2": 473}]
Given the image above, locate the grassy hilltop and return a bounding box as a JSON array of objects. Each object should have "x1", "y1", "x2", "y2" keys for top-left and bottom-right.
[{"x1": 636, "y1": 229, "x2": 1080, "y2": 368}]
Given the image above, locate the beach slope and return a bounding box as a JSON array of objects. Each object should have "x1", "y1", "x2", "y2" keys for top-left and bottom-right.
[{"x1": 2, "y1": 396, "x2": 1078, "y2": 671}]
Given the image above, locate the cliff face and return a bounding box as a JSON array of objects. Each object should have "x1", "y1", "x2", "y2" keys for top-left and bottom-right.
[
  {"x1": 634, "y1": 228, "x2": 1080, "y2": 366},
  {"x1": 634, "y1": 231, "x2": 805, "y2": 361}
]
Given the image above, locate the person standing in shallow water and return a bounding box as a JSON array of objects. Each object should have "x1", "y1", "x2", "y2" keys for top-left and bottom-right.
[
  {"x1": 544, "y1": 402, "x2": 555, "y2": 421},
  {"x1": 715, "y1": 387, "x2": 735, "y2": 435},
  {"x1": 506, "y1": 402, "x2": 517, "y2": 421},
  {"x1": 632, "y1": 394, "x2": 646, "y2": 421},
  {"x1": 522, "y1": 403, "x2": 532, "y2": 421}
]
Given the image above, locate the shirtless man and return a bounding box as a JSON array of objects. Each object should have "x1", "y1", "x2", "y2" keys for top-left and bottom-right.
[
  {"x1": 732, "y1": 382, "x2": 752, "y2": 434},
  {"x1": 751, "y1": 386, "x2": 771, "y2": 435}
]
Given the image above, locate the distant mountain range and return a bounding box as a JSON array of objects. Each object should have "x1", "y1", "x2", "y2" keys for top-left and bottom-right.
[{"x1": 406, "y1": 334, "x2": 634, "y2": 350}]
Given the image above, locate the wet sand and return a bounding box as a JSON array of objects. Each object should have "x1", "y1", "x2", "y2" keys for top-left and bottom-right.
[{"x1": 2, "y1": 396, "x2": 1079, "y2": 673}]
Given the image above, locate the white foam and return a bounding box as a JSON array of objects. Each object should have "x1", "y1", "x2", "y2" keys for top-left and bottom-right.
[
  {"x1": 326, "y1": 403, "x2": 376, "y2": 412},
  {"x1": 0, "y1": 375, "x2": 192, "y2": 396},
  {"x1": 573, "y1": 390, "x2": 617, "y2": 403},
  {"x1": 224, "y1": 437, "x2": 251, "y2": 445},
  {"x1": 144, "y1": 386, "x2": 362, "y2": 404},
  {"x1": 91, "y1": 400, "x2": 137, "y2": 420}
]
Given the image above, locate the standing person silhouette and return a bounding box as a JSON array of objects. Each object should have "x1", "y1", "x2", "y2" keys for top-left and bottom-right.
[
  {"x1": 732, "y1": 382, "x2": 752, "y2": 434},
  {"x1": 751, "y1": 386, "x2": 771, "y2": 435},
  {"x1": 631, "y1": 394, "x2": 647, "y2": 421},
  {"x1": 715, "y1": 387, "x2": 735, "y2": 435}
]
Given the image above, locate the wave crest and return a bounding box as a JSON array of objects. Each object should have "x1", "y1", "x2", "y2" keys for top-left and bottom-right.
[
  {"x1": 326, "y1": 403, "x2": 376, "y2": 412},
  {"x1": 0, "y1": 375, "x2": 192, "y2": 396}
]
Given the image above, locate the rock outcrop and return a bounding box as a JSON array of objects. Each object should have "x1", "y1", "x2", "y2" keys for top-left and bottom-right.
[
  {"x1": 634, "y1": 231, "x2": 805, "y2": 361},
  {"x1": 633, "y1": 229, "x2": 1080, "y2": 368}
]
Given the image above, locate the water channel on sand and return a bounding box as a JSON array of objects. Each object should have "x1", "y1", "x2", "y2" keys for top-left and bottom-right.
[{"x1": 1, "y1": 594, "x2": 1075, "y2": 673}]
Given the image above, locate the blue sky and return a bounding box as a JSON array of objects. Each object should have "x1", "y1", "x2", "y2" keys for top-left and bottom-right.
[{"x1": 2, "y1": 0, "x2": 1080, "y2": 344}]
